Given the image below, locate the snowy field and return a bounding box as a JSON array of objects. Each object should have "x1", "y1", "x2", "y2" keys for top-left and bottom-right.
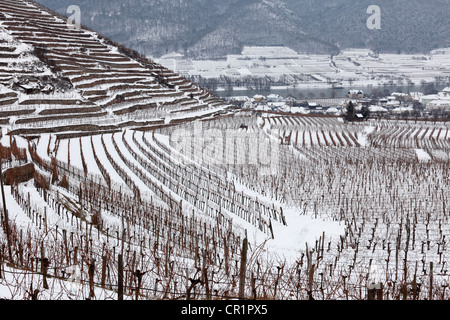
[
  {"x1": 1, "y1": 113, "x2": 450, "y2": 300},
  {"x1": 155, "y1": 46, "x2": 450, "y2": 89}
]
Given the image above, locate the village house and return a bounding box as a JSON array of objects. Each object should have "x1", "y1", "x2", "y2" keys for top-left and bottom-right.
[
  {"x1": 243, "y1": 100, "x2": 254, "y2": 109},
  {"x1": 426, "y1": 99, "x2": 450, "y2": 112},
  {"x1": 267, "y1": 94, "x2": 284, "y2": 102},
  {"x1": 410, "y1": 92, "x2": 424, "y2": 102},
  {"x1": 422, "y1": 88, "x2": 450, "y2": 112},
  {"x1": 385, "y1": 95, "x2": 400, "y2": 108},
  {"x1": 18, "y1": 82, "x2": 40, "y2": 94},
  {"x1": 228, "y1": 96, "x2": 250, "y2": 107},
  {"x1": 290, "y1": 105, "x2": 309, "y2": 114},
  {"x1": 347, "y1": 89, "x2": 364, "y2": 99},
  {"x1": 325, "y1": 107, "x2": 341, "y2": 115},
  {"x1": 378, "y1": 98, "x2": 388, "y2": 106},
  {"x1": 284, "y1": 96, "x2": 296, "y2": 107},
  {"x1": 420, "y1": 93, "x2": 440, "y2": 107},
  {"x1": 341, "y1": 99, "x2": 370, "y2": 109},
  {"x1": 440, "y1": 87, "x2": 450, "y2": 98},
  {"x1": 392, "y1": 105, "x2": 414, "y2": 114},
  {"x1": 369, "y1": 105, "x2": 389, "y2": 115},
  {"x1": 253, "y1": 94, "x2": 266, "y2": 103},
  {"x1": 391, "y1": 92, "x2": 413, "y2": 103}
]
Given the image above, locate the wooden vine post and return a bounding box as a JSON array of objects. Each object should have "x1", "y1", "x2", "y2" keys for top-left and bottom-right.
[
  {"x1": 42, "y1": 258, "x2": 50, "y2": 290},
  {"x1": 88, "y1": 259, "x2": 95, "y2": 299},
  {"x1": 118, "y1": 254, "x2": 124, "y2": 300},
  {"x1": 367, "y1": 282, "x2": 383, "y2": 300},
  {"x1": 0, "y1": 160, "x2": 12, "y2": 261},
  {"x1": 238, "y1": 232, "x2": 248, "y2": 300}
]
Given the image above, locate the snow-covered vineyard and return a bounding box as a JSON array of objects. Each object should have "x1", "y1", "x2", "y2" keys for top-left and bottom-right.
[
  {"x1": 0, "y1": 0, "x2": 229, "y2": 132},
  {"x1": 0, "y1": 0, "x2": 450, "y2": 300}
]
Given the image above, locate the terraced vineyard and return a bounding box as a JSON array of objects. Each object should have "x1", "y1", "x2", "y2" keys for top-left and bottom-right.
[
  {"x1": 0, "y1": 0, "x2": 450, "y2": 301},
  {"x1": 0, "y1": 0, "x2": 229, "y2": 133}
]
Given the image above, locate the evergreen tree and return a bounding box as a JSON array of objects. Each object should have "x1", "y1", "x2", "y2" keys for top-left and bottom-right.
[
  {"x1": 345, "y1": 101, "x2": 355, "y2": 121},
  {"x1": 361, "y1": 105, "x2": 370, "y2": 119}
]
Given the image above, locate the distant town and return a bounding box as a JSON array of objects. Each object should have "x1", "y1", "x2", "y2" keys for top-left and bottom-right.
[
  {"x1": 156, "y1": 46, "x2": 450, "y2": 121},
  {"x1": 222, "y1": 87, "x2": 450, "y2": 120}
]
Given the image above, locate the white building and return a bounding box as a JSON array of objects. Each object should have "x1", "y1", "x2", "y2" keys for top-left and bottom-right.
[
  {"x1": 267, "y1": 94, "x2": 284, "y2": 102},
  {"x1": 392, "y1": 106, "x2": 414, "y2": 114},
  {"x1": 243, "y1": 100, "x2": 254, "y2": 109},
  {"x1": 369, "y1": 105, "x2": 388, "y2": 114},
  {"x1": 347, "y1": 90, "x2": 364, "y2": 99},
  {"x1": 440, "y1": 87, "x2": 450, "y2": 98},
  {"x1": 420, "y1": 94, "x2": 440, "y2": 106},
  {"x1": 253, "y1": 94, "x2": 266, "y2": 103},
  {"x1": 423, "y1": 88, "x2": 450, "y2": 111},
  {"x1": 426, "y1": 99, "x2": 450, "y2": 111},
  {"x1": 325, "y1": 107, "x2": 341, "y2": 115},
  {"x1": 410, "y1": 92, "x2": 424, "y2": 102},
  {"x1": 290, "y1": 106, "x2": 309, "y2": 114}
]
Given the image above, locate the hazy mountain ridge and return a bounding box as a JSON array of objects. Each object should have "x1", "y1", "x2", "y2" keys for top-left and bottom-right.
[
  {"x1": 30, "y1": 0, "x2": 450, "y2": 58},
  {"x1": 285, "y1": 0, "x2": 450, "y2": 54}
]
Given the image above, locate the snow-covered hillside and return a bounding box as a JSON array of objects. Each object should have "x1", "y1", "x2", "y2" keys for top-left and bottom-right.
[
  {"x1": 0, "y1": 0, "x2": 233, "y2": 134},
  {"x1": 1, "y1": 0, "x2": 450, "y2": 301},
  {"x1": 156, "y1": 46, "x2": 450, "y2": 91}
]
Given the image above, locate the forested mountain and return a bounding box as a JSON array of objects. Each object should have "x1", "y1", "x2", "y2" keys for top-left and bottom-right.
[{"x1": 29, "y1": 0, "x2": 450, "y2": 58}]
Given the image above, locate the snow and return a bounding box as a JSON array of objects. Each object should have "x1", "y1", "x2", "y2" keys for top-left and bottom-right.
[
  {"x1": 369, "y1": 105, "x2": 388, "y2": 113},
  {"x1": 267, "y1": 209, "x2": 344, "y2": 262},
  {"x1": 2, "y1": 185, "x2": 32, "y2": 229},
  {"x1": 90, "y1": 135, "x2": 128, "y2": 186},
  {"x1": 108, "y1": 131, "x2": 168, "y2": 199},
  {"x1": 35, "y1": 134, "x2": 51, "y2": 159},
  {"x1": 68, "y1": 138, "x2": 83, "y2": 171},
  {"x1": 1, "y1": 0, "x2": 450, "y2": 300},
  {"x1": 79, "y1": 136, "x2": 103, "y2": 176},
  {"x1": 415, "y1": 149, "x2": 431, "y2": 162},
  {"x1": 154, "y1": 128, "x2": 345, "y2": 261},
  {"x1": 156, "y1": 46, "x2": 450, "y2": 90},
  {"x1": 55, "y1": 139, "x2": 68, "y2": 163},
  {"x1": 357, "y1": 125, "x2": 376, "y2": 147}
]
